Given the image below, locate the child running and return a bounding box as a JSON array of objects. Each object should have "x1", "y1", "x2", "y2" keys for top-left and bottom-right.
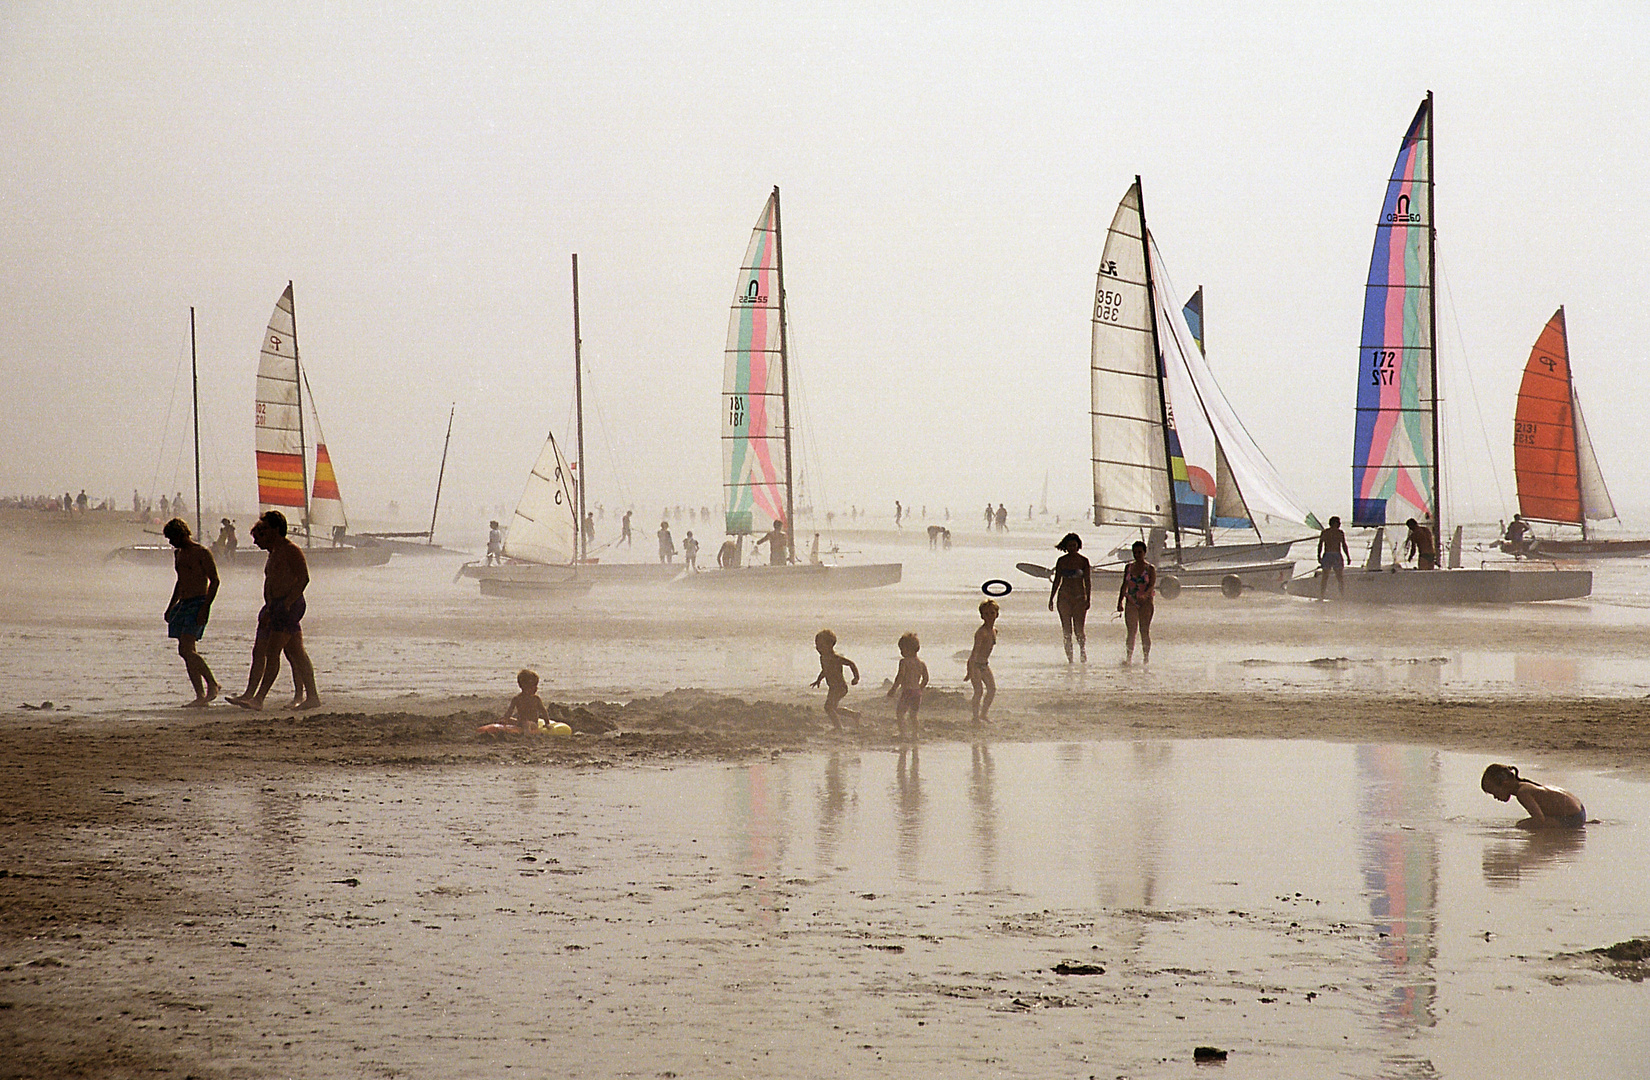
[
  {"x1": 886, "y1": 632, "x2": 929, "y2": 739},
  {"x1": 967, "y1": 599, "x2": 998, "y2": 724},
  {"x1": 1481, "y1": 763, "x2": 1587, "y2": 829},
  {"x1": 811, "y1": 629, "x2": 861, "y2": 729},
  {"x1": 501, "y1": 668, "x2": 551, "y2": 734}
]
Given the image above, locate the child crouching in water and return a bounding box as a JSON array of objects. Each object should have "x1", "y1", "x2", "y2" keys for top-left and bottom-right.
[
  {"x1": 886, "y1": 632, "x2": 929, "y2": 740},
  {"x1": 503, "y1": 668, "x2": 551, "y2": 733},
  {"x1": 1481, "y1": 763, "x2": 1587, "y2": 828},
  {"x1": 811, "y1": 629, "x2": 860, "y2": 729}
]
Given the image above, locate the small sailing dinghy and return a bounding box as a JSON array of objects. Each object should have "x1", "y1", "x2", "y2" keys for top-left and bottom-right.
[
  {"x1": 1498, "y1": 307, "x2": 1650, "y2": 558},
  {"x1": 679, "y1": 187, "x2": 900, "y2": 592},
  {"x1": 459, "y1": 255, "x2": 673, "y2": 593},
  {"x1": 1088, "y1": 178, "x2": 1311, "y2": 594},
  {"x1": 1283, "y1": 95, "x2": 1589, "y2": 602},
  {"x1": 252, "y1": 284, "x2": 390, "y2": 568}
]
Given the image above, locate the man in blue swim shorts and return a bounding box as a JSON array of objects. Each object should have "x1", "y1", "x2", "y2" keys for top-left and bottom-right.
[
  {"x1": 1317, "y1": 515, "x2": 1350, "y2": 600},
  {"x1": 163, "y1": 518, "x2": 220, "y2": 706}
]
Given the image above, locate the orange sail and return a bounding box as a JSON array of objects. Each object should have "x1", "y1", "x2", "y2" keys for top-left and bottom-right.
[
  {"x1": 1513, "y1": 308, "x2": 1581, "y2": 525},
  {"x1": 312, "y1": 443, "x2": 341, "y2": 502}
]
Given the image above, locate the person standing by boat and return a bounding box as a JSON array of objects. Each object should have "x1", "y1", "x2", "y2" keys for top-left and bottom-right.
[
  {"x1": 1504, "y1": 514, "x2": 1533, "y2": 556},
  {"x1": 1404, "y1": 518, "x2": 1437, "y2": 570},
  {"x1": 657, "y1": 521, "x2": 676, "y2": 564},
  {"x1": 620, "y1": 510, "x2": 633, "y2": 547},
  {"x1": 162, "y1": 518, "x2": 220, "y2": 707},
  {"x1": 229, "y1": 511, "x2": 319, "y2": 711},
  {"x1": 1316, "y1": 515, "x2": 1350, "y2": 599},
  {"x1": 1048, "y1": 533, "x2": 1091, "y2": 663},
  {"x1": 1117, "y1": 540, "x2": 1156, "y2": 665},
  {"x1": 753, "y1": 518, "x2": 789, "y2": 566},
  {"x1": 485, "y1": 520, "x2": 503, "y2": 565},
  {"x1": 214, "y1": 518, "x2": 238, "y2": 561},
  {"x1": 582, "y1": 512, "x2": 596, "y2": 553}
]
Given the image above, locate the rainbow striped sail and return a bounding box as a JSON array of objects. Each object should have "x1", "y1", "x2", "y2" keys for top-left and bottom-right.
[
  {"x1": 255, "y1": 284, "x2": 306, "y2": 510},
  {"x1": 1353, "y1": 96, "x2": 1435, "y2": 528},
  {"x1": 722, "y1": 189, "x2": 789, "y2": 538}
]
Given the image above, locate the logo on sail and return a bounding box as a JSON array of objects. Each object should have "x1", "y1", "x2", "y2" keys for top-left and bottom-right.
[
  {"x1": 1385, "y1": 193, "x2": 1424, "y2": 224},
  {"x1": 738, "y1": 278, "x2": 768, "y2": 305}
]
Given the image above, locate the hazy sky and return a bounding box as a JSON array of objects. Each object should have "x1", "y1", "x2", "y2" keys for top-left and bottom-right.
[{"x1": 4, "y1": 2, "x2": 1648, "y2": 535}]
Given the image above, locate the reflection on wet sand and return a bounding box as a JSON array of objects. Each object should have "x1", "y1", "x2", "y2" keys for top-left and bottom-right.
[
  {"x1": 893, "y1": 746, "x2": 922, "y2": 880},
  {"x1": 968, "y1": 743, "x2": 998, "y2": 891},
  {"x1": 1514, "y1": 653, "x2": 1582, "y2": 689},
  {"x1": 1357, "y1": 744, "x2": 1439, "y2": 1031},
  {"x1": 815, "y1": 751, "x2": 852, "y2": 870},
  {"x1": 1482, "y1": 826, "x2": 1588, "y2": 888},
  {"x1": 728, "y1": 762, "x2": 786, "y2": 925}
]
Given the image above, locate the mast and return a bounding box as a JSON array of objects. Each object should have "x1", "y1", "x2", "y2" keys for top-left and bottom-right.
[
  {"x1": 1136, "y1": 176, "x2": 1184, "y2": 564},
  {"x1": 428, "y1": 405, "x2": 454, "y2": 546},
  {"x1": 772, "y1": 185, "x2": 796, "y2": 562},
  {"x1": 1559, "y1": 306, "x2": 1585, "y2": 540},
  {"x1": 189, "y1": 306, "x2": 202, "y2": 540},
  {"x1": 288, "y1": 281, "x2": 312, "y2": 547},
  {"x1": 572, "y1": 253, "x2": 587, "y2": 563},
  {"x1": 1425, "y1": 91, "x2": 1441, "y2": 557}
]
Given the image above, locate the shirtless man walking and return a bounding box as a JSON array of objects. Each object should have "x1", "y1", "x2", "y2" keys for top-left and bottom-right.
[
  {"x1": 230, "y1": 510, "x2": 319, "y2": 711},
  {"x1": 162, "y1": 518, "x2": 220, "y2": 706}
]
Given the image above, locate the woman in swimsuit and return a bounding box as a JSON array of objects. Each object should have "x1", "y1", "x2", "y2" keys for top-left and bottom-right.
[
  {"x1": 1116, "y1": 540, "x2": 1156, "y2": 665},
  {"x1": 1048, "y1": 532, "x2": 1091, "y2": 663}
]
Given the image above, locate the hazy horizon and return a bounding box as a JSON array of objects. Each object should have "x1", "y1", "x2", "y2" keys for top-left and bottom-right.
[{"x1": 5, "y1": 3, "x2": 1649, "y2": 540}]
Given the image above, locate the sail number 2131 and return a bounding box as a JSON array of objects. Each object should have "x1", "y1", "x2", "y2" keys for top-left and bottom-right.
[{"x1": 1369, "y1": 349, "x2": 1398, "y2": 386}]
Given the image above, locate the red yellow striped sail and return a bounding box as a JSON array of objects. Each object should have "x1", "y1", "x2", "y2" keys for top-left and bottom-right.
[{"x1": 312, "y1": 443, "x2": 341, "y2": 502}]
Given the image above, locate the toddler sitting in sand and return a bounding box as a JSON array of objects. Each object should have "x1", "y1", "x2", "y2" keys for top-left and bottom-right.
[
  {"x1": 811, "y1": 629, "x2": 860, "y2": 730},
  {"x1": 886, "y1": 632, "x2": 929, "y2": 739},
  {"x1": 1481, "y1": 763, "x2": 1587, "y2": 828},
  {"x1": 479, "y1": 668, "x2": 551, "y2": 736}
]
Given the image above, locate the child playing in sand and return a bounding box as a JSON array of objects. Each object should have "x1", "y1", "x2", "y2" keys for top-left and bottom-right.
[
  {"x1": 967, "y1": 599, "x2": 998, "y2": 723},
  {"x1": 1482, "y1": 763, "x2": 1587, "y2": 828},
  {"x1": 886, "y1": 632, "x2": 929, "y2": 739},
  {"x1": 501, "y1": 668, "x2": 551, "y2": 734},
  {"x1": 811, "y1": 629, "x2": 860, "y2": 729}
]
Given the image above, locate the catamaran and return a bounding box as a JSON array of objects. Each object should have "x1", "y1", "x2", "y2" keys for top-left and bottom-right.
[
  {"x1": 1088, "y1": 177, "x2": 1313, "y2": 595},
  {"x1": 1499, "y1": 307, "x2": 1650, "y2": 558},
  {"x1": 679, "y1": 187, "x2": 900, "y2": 591},
  {"x1": 1283, "y1": 94, "x2": 1590, "y2": 602},
  {"x1": 253, "y1": 283, "x2": 390, "y2": 567}
]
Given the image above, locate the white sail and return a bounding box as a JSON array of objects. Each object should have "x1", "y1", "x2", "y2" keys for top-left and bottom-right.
[
  {"x1": 1571, "y1": 388, "x2": 1616, "y2": 521},
  {"x1": 255, "y1": 284, "x2": 306, "y2": 514},
  {"x1": 504, "y1": 430, "x2": 578, "y2": 565},
  {"x1": 1091, "y1": 182, "x2": 1171, "y2": 527}
]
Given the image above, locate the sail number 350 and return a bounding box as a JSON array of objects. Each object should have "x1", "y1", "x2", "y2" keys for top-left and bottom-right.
[
  {"x1": 1369, "y1": 349, "x2": 1399, "y2": 386},
  {"x1": 1095, "y1": 290, "x2": 1124, "y2": 322}
]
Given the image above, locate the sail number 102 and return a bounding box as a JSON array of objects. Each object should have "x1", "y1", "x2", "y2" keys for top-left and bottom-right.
[{"x1": 1369, "y1": 349, "x2": 1398, "y2": 386}]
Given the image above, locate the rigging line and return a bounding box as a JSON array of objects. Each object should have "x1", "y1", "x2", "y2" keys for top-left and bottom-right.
[
  {"x1": 584, "y1": 356, "x2": 636, "y2": 513},
  {"x1": 782, "y1": 313, "x2": 834, "y2": 535},
  {"x1": 149, "y1": 325, "x2": 190, "y2": 504},
  {"x1": 1437, "y1": 255, "x2": 1507, "y2": 518}
]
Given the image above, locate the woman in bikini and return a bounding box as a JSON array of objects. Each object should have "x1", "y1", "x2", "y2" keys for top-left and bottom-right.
[
  {"x1": 1117, "y1": 540, "x2": 1156, "y2": 665},
  {"x1": 1048, "y1": 533, "x2": 1091, "y2": 663}
]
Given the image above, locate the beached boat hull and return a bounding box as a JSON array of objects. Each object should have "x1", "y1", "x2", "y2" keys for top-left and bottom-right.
[
  {"x1": 1100, "y1": 559, "x2": 1295, "y2": 597},
  {"x1": 1284, "y1": 566, "x2": 1592, "y2": 603},
  {"x1": 1108, "y1": 540, "x2": 1299, "y2": 566},
  {"x1": 675, "y1": 562, "x2": 903, "y2": 591},
  {"x1": 458, "y1": 560, "x2": 677, "y2": 589},
  {"x1": 108, "y1": 542, "x2": 391, "y2": 568},
  {"x1": 1497, "y1": 538, "x2": 1650, "y2": 559}
]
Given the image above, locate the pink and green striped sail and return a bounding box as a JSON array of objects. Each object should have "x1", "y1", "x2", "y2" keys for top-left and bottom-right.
[
  {"x1": 1353, "y1": 96, "x2": 1435, "y2": 528},
  {"x1": 722, "y1": 189, "x2": 789, "y2": 537}
]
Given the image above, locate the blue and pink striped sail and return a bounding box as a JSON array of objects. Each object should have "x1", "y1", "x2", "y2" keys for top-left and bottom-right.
[
  {"x1": 1352, "y1": 96, "x2": 1435, "y2": 528},
  {"x1": 722, "y1": 190, "x2": 789, "y2": 537}
]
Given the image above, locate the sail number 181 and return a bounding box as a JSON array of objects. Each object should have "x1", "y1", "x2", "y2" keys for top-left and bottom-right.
[{"x1": 1369, "y1": 349, "x2": 1398, "y2": 386}]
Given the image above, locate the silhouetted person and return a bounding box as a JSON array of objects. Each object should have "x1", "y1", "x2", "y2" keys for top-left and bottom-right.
[{"x1": 162, "y1": 518, "x2": 219, "y2": 707}]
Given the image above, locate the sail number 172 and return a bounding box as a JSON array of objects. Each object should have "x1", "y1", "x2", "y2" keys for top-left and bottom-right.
[{"x1": 1369, "y1": 349, "x2": 1398, "y2": 386}]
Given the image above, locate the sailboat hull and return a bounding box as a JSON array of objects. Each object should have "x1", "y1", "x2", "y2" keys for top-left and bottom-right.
[
  {"x1": 1499, "y1": 538, "x2": 1650, "y2": 559},
  {"x1": 675, "y1": 562, "x2": 903, "y2": 591},
  {"x1": 1284, "y1": 567, "x2": 1592, "y2": 603},
  {"x1": 108, "y1": 543, "x2": 390, "y2": 568}
]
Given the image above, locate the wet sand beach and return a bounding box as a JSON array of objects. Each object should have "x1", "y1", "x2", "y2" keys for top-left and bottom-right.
[{"x1": 5, "y1": 510, "x2": 1650, "y2": 1077}]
